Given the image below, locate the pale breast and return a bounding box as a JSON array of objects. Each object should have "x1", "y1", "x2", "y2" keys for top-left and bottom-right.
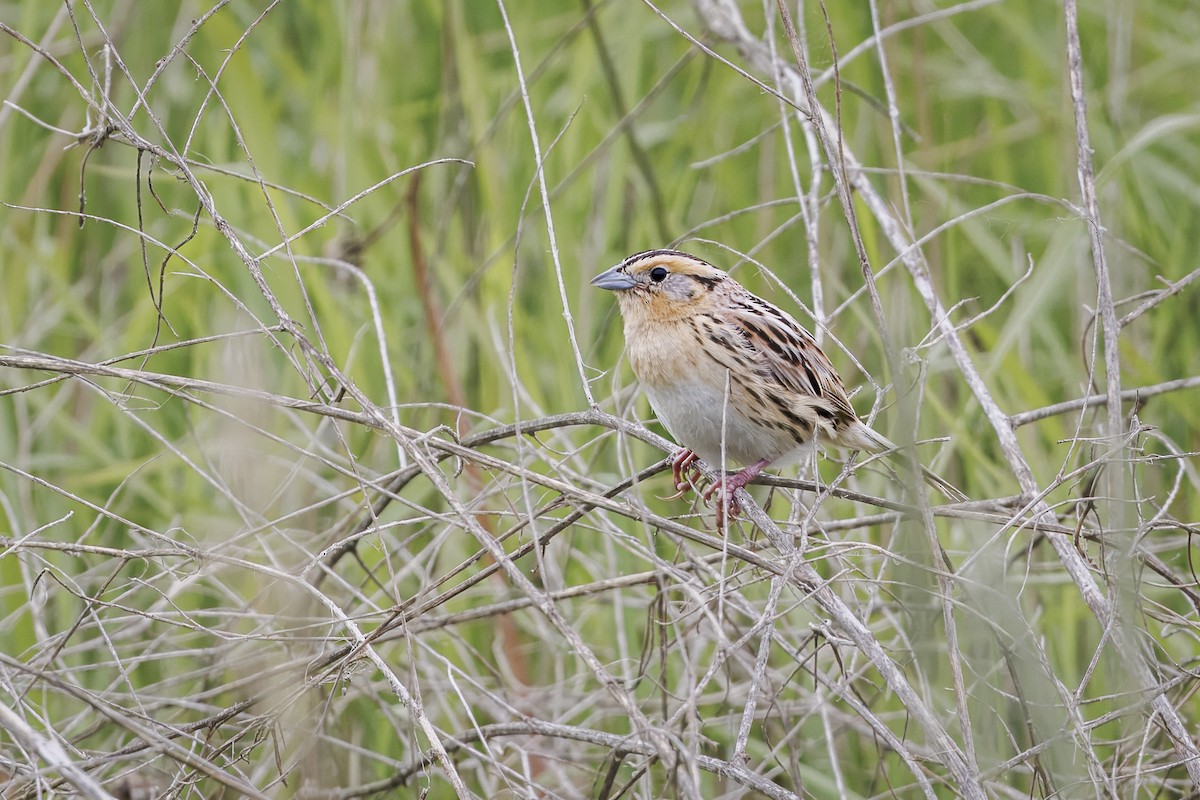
[
  {"x1": 642, "y1": 379, "x2": 804, "y2": 467},
  {"x1": 625, "y1": 317, "x2": 808, "y2": 467}
]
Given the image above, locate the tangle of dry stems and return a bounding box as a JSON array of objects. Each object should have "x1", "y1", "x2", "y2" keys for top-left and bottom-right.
[{"x1": 2, "y1": 2, "x2": 1199, "y2": 799}]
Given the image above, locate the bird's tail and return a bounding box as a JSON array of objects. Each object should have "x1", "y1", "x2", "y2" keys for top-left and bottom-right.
[{"x1": 844, "y1": 422, "x2": 967, "y2": 503}]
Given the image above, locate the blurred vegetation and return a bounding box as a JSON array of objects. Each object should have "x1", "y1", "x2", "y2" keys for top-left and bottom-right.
[{"x1": 1, "y1": 0, "x2": 1198, "y2": 797}]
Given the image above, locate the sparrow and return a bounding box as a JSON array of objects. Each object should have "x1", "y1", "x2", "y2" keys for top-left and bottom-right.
[{"x1": 592, "y1": 249, "x2": 963, "y2": 521}]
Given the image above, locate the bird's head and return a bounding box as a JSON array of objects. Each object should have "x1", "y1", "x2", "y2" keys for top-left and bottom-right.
[{"x1": 591, "y1": 250, "x2": 726, "y2": 323}]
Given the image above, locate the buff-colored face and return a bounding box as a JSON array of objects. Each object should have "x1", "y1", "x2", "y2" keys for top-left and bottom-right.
[{"x1": 590, "y1": 250, "x2": 726, "y2": 321}]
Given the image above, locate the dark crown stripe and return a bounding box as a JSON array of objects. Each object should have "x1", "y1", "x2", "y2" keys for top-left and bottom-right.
[{"x1": 619, "y1": 249, "x2": 716, "y2": 272}]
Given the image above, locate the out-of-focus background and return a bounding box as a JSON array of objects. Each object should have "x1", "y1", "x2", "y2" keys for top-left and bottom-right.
[{"x1": 2, "y1": 1, "x2": 1198, "y2": 797}]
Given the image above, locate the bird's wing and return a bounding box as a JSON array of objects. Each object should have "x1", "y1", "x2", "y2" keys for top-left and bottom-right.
[{"x1": 704, "y1": 292, "x2": 860, "y2": 428}]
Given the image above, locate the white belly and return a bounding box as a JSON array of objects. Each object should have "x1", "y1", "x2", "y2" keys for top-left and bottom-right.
[{"x1": 643, "y1": 379, "x2": 806, "y2": 469}]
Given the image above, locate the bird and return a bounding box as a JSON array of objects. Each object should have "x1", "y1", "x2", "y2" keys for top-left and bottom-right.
[{"x1": 591, "y1": 248, "x2": 964, "y2": 522}]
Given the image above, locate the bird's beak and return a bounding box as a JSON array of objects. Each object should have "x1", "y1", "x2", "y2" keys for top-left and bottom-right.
[{"x1": 590, "y1": 265, "x2": 637, "y2": 291}]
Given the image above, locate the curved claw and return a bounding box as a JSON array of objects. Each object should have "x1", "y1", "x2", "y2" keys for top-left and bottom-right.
[
  {"x1": 701, "y1": 458, "x2": 772, "y2": 528},
  {"x1": 661, "y1": 449, "x2": 708, "y2": 501},
  {"x1": 670, "y1": 449, "x2": 702, "y2": 492},
  {"x1": 658, "y1": 485, "x2": 692, "y2": 502},
  {"x1": 702, "y1": 476, "x2": 744, "y2": 522},
  {"x1": 704, "y1": 479, "x2": 743, "y2": 532}
]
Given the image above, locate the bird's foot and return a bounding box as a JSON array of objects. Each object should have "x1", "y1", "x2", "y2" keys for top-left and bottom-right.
[
  {"x1": 702, "y1": 459, "x2": 770, "y2": 529},
  {"x1": 652, "y1": 447, "x2": 701, "y2": 497},
  {"x1": 662, "y1": 449, "x2": 705, "y2": 501},
  {"x1": 702, "y1": 472, "x2": 749, "y2": 522},
  {"x1": 671, "y1": 449, "x2": 702, "y2": 492}
]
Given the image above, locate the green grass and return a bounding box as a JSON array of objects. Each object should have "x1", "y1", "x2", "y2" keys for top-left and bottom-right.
[{"x1": 1, "y1": 0, "x2": 1198, "y2": 798}]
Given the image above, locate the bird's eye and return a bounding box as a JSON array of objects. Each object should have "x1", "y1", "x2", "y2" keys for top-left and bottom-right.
[{"x1": 649, "y1": 266, "x2": 669, "y2": 282}]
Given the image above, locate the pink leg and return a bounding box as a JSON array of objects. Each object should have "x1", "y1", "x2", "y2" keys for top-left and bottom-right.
[
  {"x1": 671, "y1": 448, "x2": 701, "y2": 492},
  {"x1": 703, "y1": 458, "x2": 771, "y2": 523}
]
